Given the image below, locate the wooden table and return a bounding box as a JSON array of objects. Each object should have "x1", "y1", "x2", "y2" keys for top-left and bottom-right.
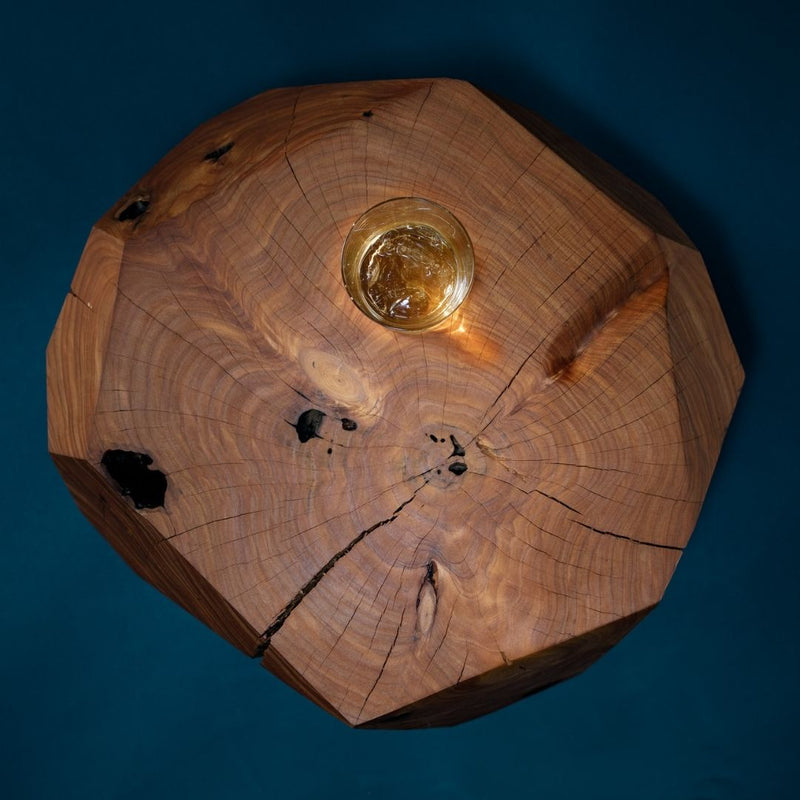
[{"x1": 47, "y1": 79, "x2": 743, "y2": 727}]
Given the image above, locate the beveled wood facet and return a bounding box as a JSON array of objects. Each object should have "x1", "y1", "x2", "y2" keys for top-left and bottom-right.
[{"x1": 47, "y1": 79, "x2": 743, "y2": 727}]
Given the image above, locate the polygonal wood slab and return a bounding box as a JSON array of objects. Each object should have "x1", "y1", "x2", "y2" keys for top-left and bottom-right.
[{"x1": 47, "y1": 79, "x2": 743, "y2": 727}]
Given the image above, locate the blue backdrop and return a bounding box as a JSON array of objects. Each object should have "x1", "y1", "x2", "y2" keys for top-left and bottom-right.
[{"x1": 2, "y1": 1, "x2": 798, "y2": 797}]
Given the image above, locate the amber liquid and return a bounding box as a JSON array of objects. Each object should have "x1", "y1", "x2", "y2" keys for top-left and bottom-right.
[
  {"x1": 342, "y1": 197, "x2": 473, "y2": 331},
  {"x1": 358, "y1": 224, "x2": 459, "y2": 323}
]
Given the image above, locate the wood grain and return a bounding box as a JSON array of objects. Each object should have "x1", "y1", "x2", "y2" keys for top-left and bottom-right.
[{"x1": 47, "y1": 79, "x2": 743, "y2": 727}]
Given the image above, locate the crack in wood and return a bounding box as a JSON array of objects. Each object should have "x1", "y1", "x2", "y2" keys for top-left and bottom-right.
[
  {"x1": 534, "y1": 489, "x2": 582, "y2": 514},
  {"x1": 203, "y1": 142, "x2": 234, "y2": 162},
  {"x1": 456, "y1": 650, "x2": 469, "y2": 684},
  {"x1": 257, "y1": 480, "x2": 429, "y2": 653},
  {"x1": 571, "y1": 519, "x2": 684, "y2": 551},
  {"x1": 68, "y1": 288, "x2": 93, "y2": 311},
  {"x1": 359, "y1": 607, "x2": 405, "y2": 719},
  {"x1": 282, "y1": 89, "x2": 309, "y2": 203}
]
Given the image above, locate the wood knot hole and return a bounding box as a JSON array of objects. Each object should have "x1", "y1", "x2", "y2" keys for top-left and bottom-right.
[
  {"x1": 101, "y1": 449, "x2": 167, "y2": 509},
  {"x1": 294, "y1": 409, "x2": 325, "y2": 443},
  {"x1": 449, "y1": 434, "x2": 465, "y2": 457},
  {"x1": 116, "y1": 198, "x2": 150, "y2": 222}
]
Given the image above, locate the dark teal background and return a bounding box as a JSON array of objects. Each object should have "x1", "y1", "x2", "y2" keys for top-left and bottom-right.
[{"x1": 2, "y1": 1, "x2": 798, "y2": 797}]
